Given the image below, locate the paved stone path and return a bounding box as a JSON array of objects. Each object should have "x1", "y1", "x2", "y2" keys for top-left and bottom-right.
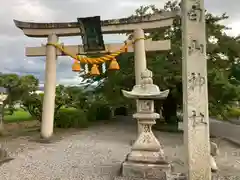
[{"x1": 0, "y1": 119, "x2": 240, "y2": 180}]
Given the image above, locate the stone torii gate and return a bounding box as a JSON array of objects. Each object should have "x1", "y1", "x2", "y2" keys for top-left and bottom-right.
[
  {"x1": 14, "y1": 11, "x2": 177, "y2": 140},
  {"x1": 14, "y1": 1, "x2": 213, "y2": 179}
]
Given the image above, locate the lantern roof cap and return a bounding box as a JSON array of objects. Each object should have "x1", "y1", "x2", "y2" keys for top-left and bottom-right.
[{"x1": 122, "y1": 69, "x2": 169, "y2": 100}]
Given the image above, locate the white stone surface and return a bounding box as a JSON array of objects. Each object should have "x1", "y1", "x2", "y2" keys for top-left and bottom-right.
[
  {"x1": 41, "y1": 34, "x2": 58, "y2": 139},
  {"x1": 133, "y1": 28, "x2": 147, "y2": 135},
  {"x1": 182, "y1": 0, "x2": 211, "y2": 179},
  {"x1": 133, "y1": 29, "x2": 147, "y2": 86},
  {"x1": 15, "y1": 11, "x2": 177, "y2": 37},
  {"x1": 25, "y1": 40, "x2": 171, "y2": 57}
]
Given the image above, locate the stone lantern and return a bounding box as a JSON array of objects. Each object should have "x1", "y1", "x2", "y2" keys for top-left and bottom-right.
[{"x1": 121, "y1": 69, "x2": 171, "y2": 179}]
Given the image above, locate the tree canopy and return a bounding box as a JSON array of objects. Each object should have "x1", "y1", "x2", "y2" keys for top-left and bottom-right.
[
  {"x1": 0, "y1": 73, "x2": 39, "y2": 114},
  {"x1": 82, "y1": 1, "x2": 240, "y2": 121}
]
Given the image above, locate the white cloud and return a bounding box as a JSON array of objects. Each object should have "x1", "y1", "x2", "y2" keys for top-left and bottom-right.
[
  {"x1": 226, "y1": 22, "x2": 240, "y2": 37},
  {"x1": 58, "y1": 76, "x2": 83, "y2": 86},
  {"x1": 12, "y1": 0, "x2": 54, "y2": 21}
]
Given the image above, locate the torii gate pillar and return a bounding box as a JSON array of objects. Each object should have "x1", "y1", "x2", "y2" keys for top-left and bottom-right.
[
  {"x1": 41, "y1": 34, "x2": 58, "y2": 139},
  {"x1": 134, "y1": 28, "x2": 147, "y2": 135}
]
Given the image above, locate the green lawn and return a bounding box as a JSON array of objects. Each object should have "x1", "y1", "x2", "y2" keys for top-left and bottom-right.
[
  {"x1": 4, "y1": 109, "x2": 34, "y2": 123},
  {"x1": 3, "y1": 107, "x2": 77, "y2": 123}
]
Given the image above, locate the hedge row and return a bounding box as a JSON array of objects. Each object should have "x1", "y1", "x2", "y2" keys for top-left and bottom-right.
[{"x1": 54, "y1": 104, "x2": 112, "y2": 129}]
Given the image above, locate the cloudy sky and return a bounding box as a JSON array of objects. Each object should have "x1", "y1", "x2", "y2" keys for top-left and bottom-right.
[{"x1": 0, "y1": 0, "x2": 239, "y2": 86}]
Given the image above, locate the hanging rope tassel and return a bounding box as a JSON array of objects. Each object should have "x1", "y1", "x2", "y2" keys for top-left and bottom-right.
[
  {"x1": 72, "y1": 60, "x2": 81, "y2": 72},
  {"x1": 109, "y1": 57, "x2": 120, "y2": 70},
  {"x1": 90, "y1": 64, "x2": 100, "y2": 76}
]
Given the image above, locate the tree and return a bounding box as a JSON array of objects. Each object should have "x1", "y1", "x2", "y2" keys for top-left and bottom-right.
[
  {"x1": 21, "y1": 93, "x2": 43, "y2": 121},
  {"x1": 0, "y1": 73, "x2": 39, "y2": 134},
  {"x1": 64, "y1": 86, "x2": 89, "y2": 109},
  {"x1": 0, "y1": 74, "x2": 20, "y2": 114},
  {"x1": 83, "y1": 1, "x2": 240, "y2": 122},
  {"x1": 0, "y1": 74, "x2": 39, "y2": 113},
  {"x1": 22, "y1": 85, "x2": 71, "y2": 121},
  {"x1": 19, "y1": 75, "x2": 39, "y2": 95}
]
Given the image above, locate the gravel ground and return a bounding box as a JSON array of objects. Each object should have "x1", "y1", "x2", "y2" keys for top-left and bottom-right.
[{"x1": 0, "y1": 119, "x2": 240, "y2": 180}]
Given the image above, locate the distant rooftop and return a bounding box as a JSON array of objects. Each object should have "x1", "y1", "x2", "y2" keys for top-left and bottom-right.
[
  {"x1": 38, "y1": 84, "x2": 96, "y2": 92},
  {"x1": 0, "y1": 87, "x2": 7, "y2": 93}
]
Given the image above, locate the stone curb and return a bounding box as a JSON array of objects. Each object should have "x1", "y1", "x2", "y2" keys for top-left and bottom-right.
[
  {"x1": 222, "y1": 138, "x2": 240, "y2": 148},
  {"x1": 210, "y1": 119, "x2": 240, "y2": 147}
]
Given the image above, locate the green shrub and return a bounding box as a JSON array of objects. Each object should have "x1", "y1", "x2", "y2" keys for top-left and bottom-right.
[
  {"x1": 209, "y1": 103, "x2": 230, "y2": 120},
  {"x1": 54, "y1": 108, "x2": 89, "y2": 128},
  {"x1": 226, "y1": 108, "x2": 240, "y2": 118},
  {"x1": 87, "y1": 103, "x2": 112, "y2": 122}
]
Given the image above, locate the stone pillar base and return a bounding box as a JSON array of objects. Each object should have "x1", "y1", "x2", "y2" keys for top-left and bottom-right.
[
  {"x1": 122, "y1": 161, "x2": 171, "y2": 180},
  {"x1": 30, "y1": 135, "x2": 62, "y2": 144}
]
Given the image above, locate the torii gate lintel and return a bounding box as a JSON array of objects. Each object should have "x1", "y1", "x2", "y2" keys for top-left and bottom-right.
[{"x1": 13, "y1": 11, "x2": 178, "y2": 37}]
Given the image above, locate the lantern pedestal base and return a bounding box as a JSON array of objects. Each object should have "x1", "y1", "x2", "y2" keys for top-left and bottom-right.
[
  {"x1": 122, "y1": 161, "x2": 171, "y2": 180},
  {"x1": 127, "y1": 150, "x2": 168, "y2": 164}
]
